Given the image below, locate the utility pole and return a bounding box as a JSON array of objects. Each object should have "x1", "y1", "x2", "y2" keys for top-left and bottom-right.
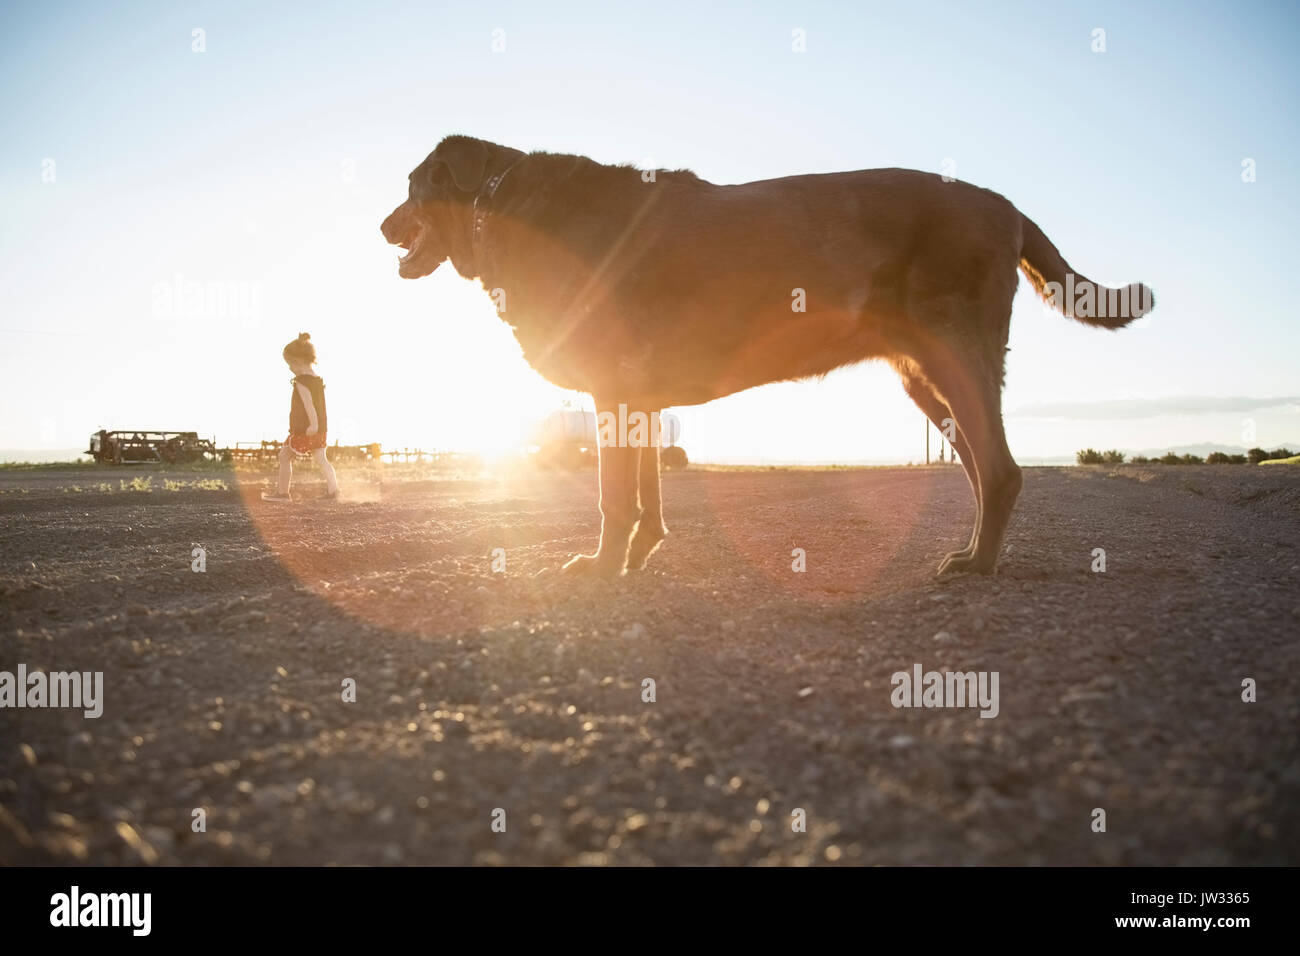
[{"x1": 925, "y1": 416, "x2": 930, "y2": 465}]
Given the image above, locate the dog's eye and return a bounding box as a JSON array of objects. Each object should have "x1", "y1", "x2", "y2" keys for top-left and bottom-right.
[{"x1": 410, "y1": 165, "x2": 444, "y2": 200}]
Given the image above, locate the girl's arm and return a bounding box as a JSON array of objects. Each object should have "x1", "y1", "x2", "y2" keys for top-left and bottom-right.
[{"x1": 295, "y1": 382, "x2": 320, "y2": 434}]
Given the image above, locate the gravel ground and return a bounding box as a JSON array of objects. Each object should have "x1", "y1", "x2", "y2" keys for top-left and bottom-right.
[{"x1": 1, "y1": 462, "x2": 1297, "y2": 865}]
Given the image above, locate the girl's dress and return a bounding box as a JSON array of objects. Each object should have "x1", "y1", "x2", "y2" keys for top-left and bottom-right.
[{"x1": 287, "y1": 374, "x2": 328, "y2": 455}]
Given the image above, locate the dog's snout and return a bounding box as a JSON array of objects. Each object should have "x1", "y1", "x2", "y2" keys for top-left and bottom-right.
[
  {"x1": 380, "y1": 209, "x2": 401, "y2": 243},
  {"x1": 382, "y1": 204, "x2": 417, "y2": 245}
]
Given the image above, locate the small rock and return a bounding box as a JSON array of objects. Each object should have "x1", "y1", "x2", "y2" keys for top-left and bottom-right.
[
  {"x1": 173, "y1": 780, "x2": 203, "y2": 799},
  {"x1": 114, "y1": 822, "x2": 159, "y2": 865},
  {"x1": 143, "y1": 826, "x2": 175, "y2": 852}
]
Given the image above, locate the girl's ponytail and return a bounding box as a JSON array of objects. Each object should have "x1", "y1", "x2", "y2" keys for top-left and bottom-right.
[{"x1": 282, "y1": 332, "x2": 317, "y2": 364}]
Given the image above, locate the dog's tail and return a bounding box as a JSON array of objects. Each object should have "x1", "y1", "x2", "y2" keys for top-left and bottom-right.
[{"x1": 1017, "y1": 214, "x2": 1154, "y2": 329}]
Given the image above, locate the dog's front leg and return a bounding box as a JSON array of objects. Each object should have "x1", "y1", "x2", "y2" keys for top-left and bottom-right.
[
  {"x1": 562, "y1": 403, "x2": 640, "y2": 578},
  {"x1": 627, "y1": 441, "x2": 667, "y2": 570}
]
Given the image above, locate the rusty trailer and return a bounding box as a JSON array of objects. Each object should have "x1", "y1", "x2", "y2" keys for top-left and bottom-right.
[{"x1": 87, "y1": 430, "x2": 218, "y2": 464}]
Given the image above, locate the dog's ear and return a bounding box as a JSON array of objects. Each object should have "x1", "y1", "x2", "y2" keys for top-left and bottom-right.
[{"x1": 433, "y1": 138, "x2": 489, "y2": 192}]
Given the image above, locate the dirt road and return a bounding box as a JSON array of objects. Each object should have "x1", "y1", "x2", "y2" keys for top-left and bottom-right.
[{"x1": 1, "y1": 463, "x2": 1297, "y2": 865}]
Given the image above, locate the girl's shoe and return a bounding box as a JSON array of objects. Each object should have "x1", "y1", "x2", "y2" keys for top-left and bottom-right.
[{"x1": 261, "y1": 492, "x2": 292, "y2": 502}]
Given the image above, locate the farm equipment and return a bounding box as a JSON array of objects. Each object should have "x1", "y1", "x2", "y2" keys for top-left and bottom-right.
[
  {"x1": 531, "y1": 409, "x2": 688, "y2": 470},
  {"x1": 224, "y1": 440, "x2": 384, "y2": 463},
  {"x1": 87, "y1": 430, "x2": 218, "y2": 464},
  {"x1": 84, "y1": 427, "x2": 486, "y2": 471},
  {"x1": 87, "y1": 431, "x2": 388, "y2": 465},
  {"x1": 225, "y1": 440, "x2": 282, "y2": 463}
]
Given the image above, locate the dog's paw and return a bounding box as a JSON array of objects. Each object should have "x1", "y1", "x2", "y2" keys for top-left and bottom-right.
[
  {"x1": 561, "y1": 552, "x2": 627, "y2": 579},
  {"x1": 937, "y1": 550, "x2": 996, "y2": 575},
  {"x1": 626, "y1": 526, "x2": 667, "y2": 571}
]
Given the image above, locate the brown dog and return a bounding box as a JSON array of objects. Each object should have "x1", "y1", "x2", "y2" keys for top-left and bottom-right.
[{"x1": 381, "y1": 135, "x2": 1153, "y2": 576}]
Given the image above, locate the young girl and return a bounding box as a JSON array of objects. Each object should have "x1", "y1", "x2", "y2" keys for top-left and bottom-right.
[{"x1": 261, "y1": 332, "x2": 341, "y2": 501}]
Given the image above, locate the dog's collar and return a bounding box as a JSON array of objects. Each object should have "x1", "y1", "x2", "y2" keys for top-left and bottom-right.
[{"x1": 472, "y1": 160, "x2": 521, "y2": 250}]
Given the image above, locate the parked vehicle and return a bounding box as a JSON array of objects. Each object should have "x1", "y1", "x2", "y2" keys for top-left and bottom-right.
[{"x1": 530, "y1": 409, "x2": 687, "y2": 469}]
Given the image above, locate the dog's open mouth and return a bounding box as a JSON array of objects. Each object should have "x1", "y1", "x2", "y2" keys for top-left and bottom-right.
[
  {"x1": 396, "y1": 233, "x2": 420, "y2": 262},
  {"x1": 382, "y1": 202, "x2": 441, "y2": 278},
  {"x1": 393, "y1": 227, "x2": 428, "y2": 277}
]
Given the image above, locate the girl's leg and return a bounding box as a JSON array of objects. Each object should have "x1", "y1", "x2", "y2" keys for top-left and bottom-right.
[
  {"x1": 313, "y1": 448, "x2": 339, "y2": 494},
  {"x1": 277, "y1": 443, "x2": 294, "y2": 495}
]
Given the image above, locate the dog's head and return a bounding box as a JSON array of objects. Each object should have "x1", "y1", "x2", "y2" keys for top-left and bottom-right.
[{"x1": 381, "y1": 135, "x2": 520, "y2": 279}]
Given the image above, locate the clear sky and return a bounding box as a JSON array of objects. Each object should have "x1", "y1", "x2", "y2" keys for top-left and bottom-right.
[{"x1": 2, "y1": 0, "x2": 1298, "y2": 461}]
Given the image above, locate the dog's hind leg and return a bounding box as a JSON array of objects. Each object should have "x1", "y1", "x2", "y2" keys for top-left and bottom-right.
[
  {"x1": 916, "y1": 342, "x2": 1021, "y2": 575},
  {"x1": 627, "y1": 439, "x2": 667, "y2": 570},
  {"x1": 894, "y1": 360, "x2": 979, "y2": 559},
  {"x1": 562, "y1": 401, "x2": 641, "y2": 578}
]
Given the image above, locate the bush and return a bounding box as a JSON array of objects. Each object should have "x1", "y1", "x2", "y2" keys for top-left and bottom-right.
[
  {"x1": 1248, "y1": 447, "x2": 1294, "y2": 464},
  {"x1": 661, "y1": 445, "x2": 689, "y2": 470},
  {"x1": 1130, "y1": 455, "x2": 1151, "y2": 464},
  {"x1": 1160, "y1": 452, "x2": 1182, "y2": 464},
  {"x1": 1076, "y1": 448, "x2": 1104, "y2": 465},
  {"x1": 1180, "y1": 454, "x2": 1204, "y2": 464},
  {"x1": 1206, "y1": 452, "x2": 1248, "y2": 464},
  {"x1": 1102, "y1": 449, "x2": 1125, "y2": 464}
]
